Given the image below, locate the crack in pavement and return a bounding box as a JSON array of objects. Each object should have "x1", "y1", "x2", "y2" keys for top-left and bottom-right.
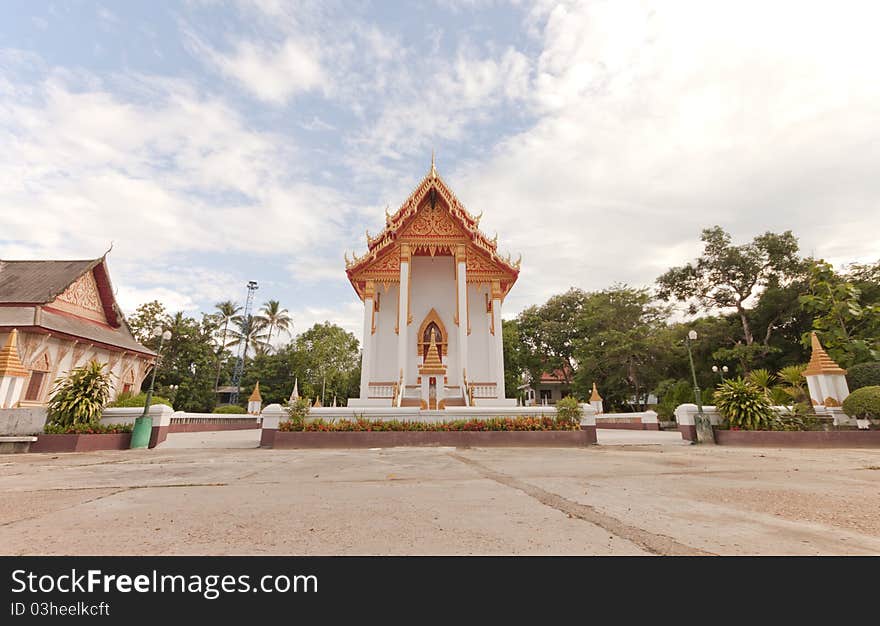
[
  {"x1": 0, "y1": 487, "x2": 129, "y2": 530},
  {"x1": 448, "y1": 452, "x2": 715, "y2": 557}
]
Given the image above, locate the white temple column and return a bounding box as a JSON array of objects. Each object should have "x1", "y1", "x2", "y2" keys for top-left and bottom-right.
[
  {"x1": 491, "y1": 280, "x2": 505, "y2": 399},
  {"x1": 359, "y1": 281, "x2": 375, "y2": 399},
  {"x1": 397, "y1": 245, "x2": 411, "y2": 388},
  {"x1": 455, "y1": 245, "x2": 468, "y2": 386}
]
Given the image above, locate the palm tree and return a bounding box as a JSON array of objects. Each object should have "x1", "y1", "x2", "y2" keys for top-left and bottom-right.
[
  {"x1": 257, "y1": 300, "x2": 292, "y2": 351},
  {"x1": 226, "y1": 314, "x2": 269, "y2": 360},
  {"x1": 214, "y1": 300, "x2": 241, "y2": 390}
]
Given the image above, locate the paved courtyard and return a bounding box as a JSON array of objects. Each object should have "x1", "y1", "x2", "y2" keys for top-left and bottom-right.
[{"x1": 1, "y1": 432, "x2": 879, "y2": 555}]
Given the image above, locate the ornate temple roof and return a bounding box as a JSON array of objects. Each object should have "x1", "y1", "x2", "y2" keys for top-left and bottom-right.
[
  {"x1": 804, "y1": 332, "x2": 847, "y2": 376},
  {"x1": 345, "y1": 158, "x2": 520, "y2": 300},
  {"x1": 0, "y1": 256, "x2": 153, "y2": 356}
]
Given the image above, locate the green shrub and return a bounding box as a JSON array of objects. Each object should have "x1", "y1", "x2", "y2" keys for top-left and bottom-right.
[
  {"x1": 284, "y1": 397, "x2": 311, "y2": 431},
  {"x1": 555, "y1": 396, "x2": 583, "y2": 426},
  {"x1": 746, "y1": 369, "x2": 775, "y2": 394},
  {"x1": 713, "y1": 377, "x2": 776, "y2": 430},
  {"x1": 655, "y1": 379, "x2": 695, "y2": 419},
  {"x1": 777, "y1": 364, "x2": 808, "y2": 404},
  {"x1": 44, "y1": 422, "x2": 133, "y2": 434},
  {"x1": 847, "y1": 362, "x2": 880, "y2": 391},
  {"x1": 842, "y1": 386, "x2": 880, "y2": 419},
  {"x1": 213, "y1": 404, "x2": 247, "y2": 414},
  {"x1": 47, "y1": 361, "x2": 112, "y2": 428},
  {"x1": 108, "y1": 392, "x2": 172, "y2": 408}
]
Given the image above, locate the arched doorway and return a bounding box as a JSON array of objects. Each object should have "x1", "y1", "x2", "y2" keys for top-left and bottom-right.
[{"x1": 417, "y1": 308, "x2": 447, "y2": 360}]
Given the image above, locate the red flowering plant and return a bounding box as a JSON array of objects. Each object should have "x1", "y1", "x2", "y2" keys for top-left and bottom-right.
[{"x1": 278, "y1": 415, "x2": 578, "y2": 432}]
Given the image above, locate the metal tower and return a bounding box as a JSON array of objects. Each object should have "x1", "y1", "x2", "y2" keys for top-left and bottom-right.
[{"x1": 229, "y1": 280, "x2": 258, "y2": 405}]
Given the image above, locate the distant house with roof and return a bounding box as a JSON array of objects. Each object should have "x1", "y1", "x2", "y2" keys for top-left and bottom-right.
[
  {"x1": 0, "y1": 256, "x2": 154, "y2": 406},
  {"x1": 518, "y1": 368, "x2": 574, "y2": 406}
]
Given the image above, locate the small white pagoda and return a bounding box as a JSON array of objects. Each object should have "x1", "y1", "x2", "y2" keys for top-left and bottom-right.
[{"x1": 346, "y1": 158, "x2": 520, "y2": 409}]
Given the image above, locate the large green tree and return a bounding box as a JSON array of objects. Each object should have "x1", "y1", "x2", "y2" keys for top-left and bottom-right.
[
  {"x1": 517, "y1": 288, "x2": 588, "y2": 385},
  {"x1": 292, "y1": 322, "x2": 361, "y2": 406},
  {"x1": 572, "y1": 286, "x2": 671, "y2": 410},
  {"x1": 657, "y1": 226, "x2": 802, "y2": 348},
  {"x1": 800, "y1": 259, "x2": 880, "y2": 366}
]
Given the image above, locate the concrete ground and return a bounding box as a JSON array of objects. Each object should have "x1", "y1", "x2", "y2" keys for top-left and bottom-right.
[{"x1": 1, "y1": 432, "x2": 879, "y2": 555}]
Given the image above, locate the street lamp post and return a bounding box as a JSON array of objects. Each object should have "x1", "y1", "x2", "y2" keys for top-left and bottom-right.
[
  {"x1": 711, "y1": 364, "x2": 729, "y2": 382},
  {"x1": 130, "y1": 326, "x2": 172, "y2": 449},
  {"x1": 685, "y1": 330, "x2": 715, "y2": 444}
]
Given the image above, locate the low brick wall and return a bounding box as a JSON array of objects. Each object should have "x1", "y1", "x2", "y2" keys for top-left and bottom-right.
[
  {"x1": 30, "y1": 433, "x2": 132, "y2": 453},
  {"x1": 263, "y1": 426, "x2": 597, "y2": 449},
  {"x1": 714, "y1": 429, "x2": 880, "y2": 448},
  {"x1": 168, "y1": 420, "x2": 260, "y2": 433},
  {"x1": 596, "y1": 421, "x2": 661, "y2": 431}
]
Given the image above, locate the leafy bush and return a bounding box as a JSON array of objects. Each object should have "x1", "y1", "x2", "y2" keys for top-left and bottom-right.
[
  {"x1": 108, "y1": 391, "x2": 172, "y2": 408},
  {"x1": 44, "y1": 422, "x2": 133, "y2": 435},
  {"x1": 555, "y1": 396, "x2": 583, "y2": 426},
  {"x1": 777, "y1": 364, "x2": 808, "y2": 404},
  {"x1": 213, "y1": 404, "x2": 247, "y2": 414},
  {"x1": 847, "y1": 362, "x2": 880, "y2": 391},
  {"x1": 655, "y1": 379, "x2": 696, "y2": 420},
  {"x1": 842, "y1": 386, "x2": 880, "y2": 419},
  {"x1": 47, "y1": 361, "x2": 112, "y2": 428},
  {"x1": 713, "y1": 377, "x2": 776, "y2": 430},
  {"x1": 278, "y1": 415, "x2": 575, "y2": 432},
  {"x1": 284, "y1": 397, "x2": 311, "y2": 431},
  {"x1": 746, "y1": 369, "x2": 775, "y2": 393},
  {"x1": 768, "y1": 405, "x2": 828, "y2": 431}
]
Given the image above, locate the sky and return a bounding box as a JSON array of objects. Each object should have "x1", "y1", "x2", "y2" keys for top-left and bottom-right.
[{"x1": 1, "y1": 0, "x2": 878, "y2": 340}]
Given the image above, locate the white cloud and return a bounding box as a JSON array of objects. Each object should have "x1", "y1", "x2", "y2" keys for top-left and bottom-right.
[
  {"x1": 453, "y1": 0, "x2": 880, "y2": 309},
  {"x1": 198, "y1": 37, "x2": 326, "y2": 104},
  {"x1": 290, "y1": 301, "x2": 363, "y2": 337}
]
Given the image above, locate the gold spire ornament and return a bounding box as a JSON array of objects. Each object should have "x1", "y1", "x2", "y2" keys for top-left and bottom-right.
[
  {"x1": 0, "y1": 329, "x2": 28, "y2": 378},
  {"x1": 419, "y1": 329, "x2": 446, "y2": 375},
  {"x1": 590, "y1": 382, "x2": 602, "y2": 402},
  {"x1": 804, "y1": 332, "x2": 847, "y2": 376},
  {"x1": 248, "y1": 381, "x2": 262, "y2": 403}
]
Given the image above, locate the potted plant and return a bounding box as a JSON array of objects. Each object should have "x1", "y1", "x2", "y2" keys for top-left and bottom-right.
[{"x1": 842, "y1": 385, "x2": 880, "y2": 430}]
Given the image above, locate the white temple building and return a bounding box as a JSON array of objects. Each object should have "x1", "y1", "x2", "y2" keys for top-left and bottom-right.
[{"x1": 346, "y1": 159, "x2": 520, "y2": 410}]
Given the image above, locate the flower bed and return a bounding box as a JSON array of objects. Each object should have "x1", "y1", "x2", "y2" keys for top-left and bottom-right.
[
  {"x1": 280, "y1": 416, "x2": 580, "y2": 432},
  {"x1": 30, "y1": 422, "x2": 133, "y2": 453},
  {"x1": 266, "y1": 416, "x2": 595, "y2": 449}
]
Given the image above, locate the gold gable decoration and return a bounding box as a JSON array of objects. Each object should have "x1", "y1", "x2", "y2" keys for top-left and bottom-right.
[{"x1": 52, "y1": 270, "x2": 107, "y2": 323}]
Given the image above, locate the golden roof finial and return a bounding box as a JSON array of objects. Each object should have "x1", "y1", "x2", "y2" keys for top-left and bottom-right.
[
  {"x1": 804, "y1": 332, "x2": 847, "y2": 376},
  {"x1": 248, "y1": 381, "x2": 262, "y2": 402},
  {"x1": 430, "y1": 148, "x2": 437, "y2": 179},
  {"x1": 590, "y1": 382, "x2": 603, "y2": 402},
  {"x1": 0, "y1": 329, "x2": 28, "y2": 378}
]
